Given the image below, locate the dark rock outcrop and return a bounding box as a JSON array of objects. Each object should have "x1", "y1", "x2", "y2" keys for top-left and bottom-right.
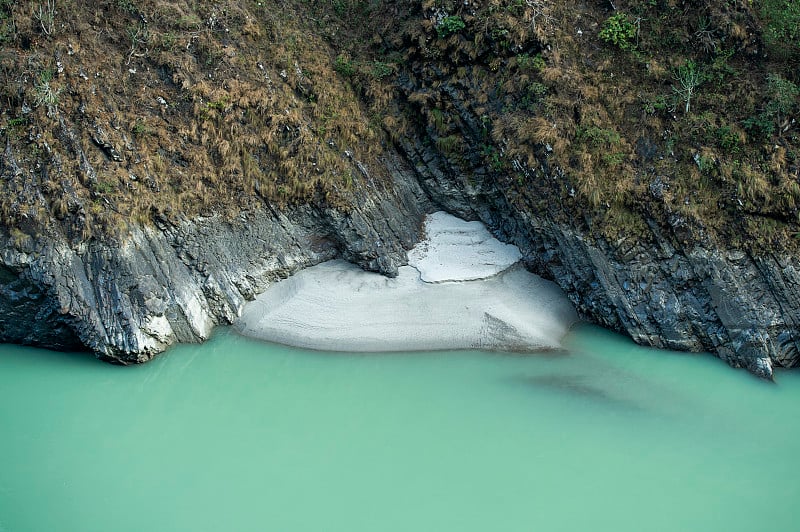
[
  {"x1": 0, "y1": 154, "x2": 430, "y2": 363},
  {"x1": 3, "y1": 132, "x2": 800, "y2": 377},
  {"x1": 396, "y1": 130, "x2": 800, "y2": 379},
  {"x1": 1, "y1": 0, "x2": 798, "y2": 379}
]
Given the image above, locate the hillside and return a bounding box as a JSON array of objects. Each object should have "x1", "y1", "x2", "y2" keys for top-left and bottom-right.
[
  {"x1": 2, "y1": 0, "x2": 798, "y2": 246},
  {"x1": 0, "y1": 0, "x2": 399, "y2": 241},
  {"x1": 1, "y1": 0, "x2": 799, "y2": 376}
]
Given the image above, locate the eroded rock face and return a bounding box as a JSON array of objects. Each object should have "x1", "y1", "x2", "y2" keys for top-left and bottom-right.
[
  {"x1": 0, "y1": 157, "x2": 430, "y2": 364},
  {"x1": 3, "y1": 135, "x2": 800, "y2": 378},
  {"x1": 2, "y1": 109, "x2": 800, "y2": 377},
  {"x1": 3, "y1": 128, "x2": 800, "y2": 377},
  {"x1": 395, "y1": 133, "x2": 800, "y2": 379}
]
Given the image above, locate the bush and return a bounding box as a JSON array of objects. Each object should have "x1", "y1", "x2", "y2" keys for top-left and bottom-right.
[
  {"x1": 599, "y1": 13, "x2": 637, "y2": 51},
  {"x1": 576, "y1": 125, "x2": 621, "y2": 147},
  {"x1": 334, "y1": 55, "x2": 355, "y2": 78},
  {"x1": 760, "y1": 0, "x2": 800, "y2": 59},
  {"x1": 672, "y1": 60, "x2": 703, "y2": 114},
  {"x1": 436, "y1": 16, "x2": 465, "y2": 38},
  {"x1": 744, "y1": 74, "x2": 800, "y2": 139},
  {"x1": 516, "y1": 52, "x2": 546, "y2": 71},
  {"x1": 371, "y1": 61, "x2": 393, "y2": 80}
]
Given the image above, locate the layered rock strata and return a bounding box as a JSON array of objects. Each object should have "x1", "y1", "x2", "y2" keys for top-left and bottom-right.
[
  {"x1": 0, "y1": 158, "x2": 430, "y2": 363},
  {"x1": 397, "y1": 136, "x2": 800, "y2": 379}
]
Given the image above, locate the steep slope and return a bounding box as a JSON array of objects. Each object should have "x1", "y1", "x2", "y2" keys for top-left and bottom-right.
[
  {"x1": 361, "y1": 0, "x2": 800, "y2": 378},
  {"x1": 0, "y1": 0, "x2": 432, "y2": 362},
  {"x1": 1, "y1": 0, "x2": 799, "y2": 376}
]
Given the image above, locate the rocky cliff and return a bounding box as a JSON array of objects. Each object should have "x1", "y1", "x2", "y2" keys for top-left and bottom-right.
[
  {"x1": 1, "y1": 0, "x2": 799, "y2": 378},
  {"x1": 5, "y1": 128, "x2": 799, "y2": 377},
  {"x1": 0, "y1": 148, "x2": 429, "y2": 363},
  {"x1": 398, "y1": 132, "x2": 800, "y2": 379}
]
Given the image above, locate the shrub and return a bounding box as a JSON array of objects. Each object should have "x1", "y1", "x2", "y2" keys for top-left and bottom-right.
[
  {"x1": 744, "y1": 74, "x2": 800, "y2": 139},
  {"x1": 371, "y1": 61, "x2": 393, "y2": 80},
  {"x1": 672, "y1": 60, "x2": 703, "y2": 114},
  {"x1": 334, "y1": 54, "x2": 355, "y2": 78},
  {"x1": 576, "y1": 125, "x2": 621, "y2": 147},
  {"x1": 436, "y1": 16, "x2": 465, "y2": 38},
  {"x1": 760, "y1": 0, "x2": 800, "y2": 59},
  {"x1": 599, "y1": 13, "x2": 637, "y2": 51},
  {"x1": 34, "y1": 0, "x2": 56, "y2": 37},
  {"x1": 33, "y1": 69, "x2": 60, "y2": 108},
  {"x1": 0, "y1": 0, "x2": 15, "y2": 44},
  {"x1": 516, "y1": 53, "x2": 546, "y2": 71},
  {"x1": 714, "y1": 125, "x2": 742, "y2": 153}
]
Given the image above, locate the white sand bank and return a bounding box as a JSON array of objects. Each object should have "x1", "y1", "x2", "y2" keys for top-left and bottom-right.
[
  {"x1": 234, "y1": 212, "x2": 578, "y2": 352},
  {"x1": 407, "y1": 211, "x2": 522, "y2": 282}
]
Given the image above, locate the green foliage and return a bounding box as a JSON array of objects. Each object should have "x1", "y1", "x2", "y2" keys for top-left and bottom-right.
[
  {"x1": 34, "y1": 0, "x2": 56, "y2": 37},
  {"x1": 694, "y1": 153, "x2": 715, "y2": 174},
  {"x1": 334, "y1": 54, "x2": 355, "y2": 77},
  {"x1": 714, "y1": 125, "x2": 742, "y2": 153},
  {"x1": 132, "y1": 120, "x2": 151, "y2": 137},
  {"x1": 429, "y1": 108, "x2": 447, "y2": 134},
  {"x1": 371, "y1": 61, "x2": 393, "y2": 80},
  {"x1": 0, "y1": 0, "x2": 15, "y2": 43},
  {"x1": 435, "y1": 134, "x2": 462, "y2": 156},
  {"x1": 672, "y1": 60, "x2": 703, "y2": 114},
  {"x1": 158, "y1": 31, "x2": 177, "y2": 51},
  {"x1": 708, "y1": 48, "x2": 737, "y2": 85},
  {"x1": 206, "y1": 98, "x2": 229, "y2": 111},
  {"x1": 760, "y1": 0, "x2": 800, "y2": 58},
  {"x1": 481, "y1": 144, "x2": 505, "y2": 171},
  {"x1": 436, "y1": 16, "x2": 465, "y2": 38},
  {"x1": 33, "y1": 69, "x2": 60, "y2": 108},
  {"x1": 176, "y1": 14, "x2": 202, "y2": 30},
  {"x1": 332, "y1": 0, "x2": 370, "y2": 17},
  {"x1": 599, "y1": 13, "x2": 637, "y2": 51},
  {"x1": 126, "y1": 22, "x2": 150, "y2": 60},
  {"x1": 115, "y1": 0, "x2": 138, "y2": 14},
  {"x1": 576, "y1": 125, "x2": 621, "y2": 147},
  {"x1": 92, "y1": 181, "x2": 116, "y2": 194},
  {"x1": 602, "y1": 152, "x2": 626, "y2": 167},
  {"x1": 0, "y1": 18, "x2": 15, "y2": 44},
  {"x1": 198, "y1": 97, "x2": 230, "y2": 120},
  {"x1": 764, "y1": 74, "x2": 800, "y2": 120},
  {"x1": 333, "y1": 0, "x2": 348, "y2": 17},
  {"x1": 643, "y1": 95, "x2": 668, "y2": 114},
  {"x1": 516, "y1": 52, "x2": 545, "y2": 71},
  {"x1": 744, "y1": 74, "x2": 800, "y2": 139},
  {"x1": 518, "y1": 82, "x2": 548, "y2": 111}
]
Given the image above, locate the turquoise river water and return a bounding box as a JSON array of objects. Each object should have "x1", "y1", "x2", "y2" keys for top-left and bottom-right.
[{"x1": 1, "y1": 324, "x2": 799, "y2": 531}]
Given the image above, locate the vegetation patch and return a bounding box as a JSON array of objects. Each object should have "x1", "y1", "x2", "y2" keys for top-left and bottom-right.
[{"x1": 0, "y1": 0, "x2": 798, "y2": 254}]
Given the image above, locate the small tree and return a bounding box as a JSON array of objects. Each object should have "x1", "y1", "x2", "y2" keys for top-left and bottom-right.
[
  {"x1": 34, "y1": 0, "x2": 56, "y2": 37},
  {"x1": 672, "y1": 60, "x2": 702, "y2": 114}
]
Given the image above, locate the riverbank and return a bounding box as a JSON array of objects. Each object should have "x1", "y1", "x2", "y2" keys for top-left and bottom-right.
[{"x1": 235, "y1": 212, "x2": 578, "y2": 352}]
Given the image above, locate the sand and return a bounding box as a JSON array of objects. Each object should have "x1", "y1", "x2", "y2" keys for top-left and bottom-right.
[
  {"x1": 234, "y1": 212, "x2": 578, "y2": 352},
  {"x1": 407, "y1": 211, "x2": 522, "y2": 282}
]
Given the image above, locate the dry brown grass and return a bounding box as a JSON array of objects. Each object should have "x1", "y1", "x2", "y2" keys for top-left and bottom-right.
[
  {"x1": 0, "y1": 0, "x2": 797, "y2": 250},
  {"x1": 0, "y1": 0, "x2": 403, "y2": 238}
]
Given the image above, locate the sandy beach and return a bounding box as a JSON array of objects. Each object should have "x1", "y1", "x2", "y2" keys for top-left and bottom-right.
[{"x1": 235, "y1": 212, "x2": 578, "y2": 352}]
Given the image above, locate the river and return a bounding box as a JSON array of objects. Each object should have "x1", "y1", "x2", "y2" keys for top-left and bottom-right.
[{"x1": 1, "y1": 325, "x2": 799, "y2": 531}]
